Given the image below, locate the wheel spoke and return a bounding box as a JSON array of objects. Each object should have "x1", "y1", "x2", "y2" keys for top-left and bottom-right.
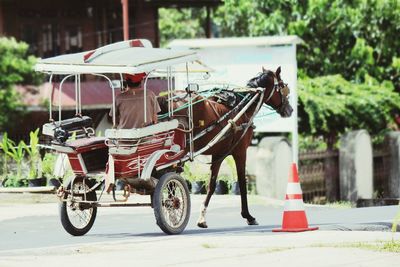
[
  {"x1": 66, "y1": 181, "x2": 94, "y2": 230},
  {"x1": 160, "y1": 179, "x2": 187, "y2": 228},
  {"x1": 167, "y1": 181, "x2": 176, "y2": 197}
]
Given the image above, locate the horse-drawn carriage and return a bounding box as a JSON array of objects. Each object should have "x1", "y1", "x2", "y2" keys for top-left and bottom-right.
[{"x1": 35, "y1": 39, "x2": 292, "y2": 236}]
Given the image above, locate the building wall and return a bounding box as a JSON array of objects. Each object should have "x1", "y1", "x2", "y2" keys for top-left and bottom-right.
[
  {"x1": 0, "y1": 0, "x2": 132, "y2": 56},
  {"x1": 0, "y1": 0, "x2": 221, "y2": 55},
  {"x1": 132, "y1": 0, "x2": 158, "y2": 46}
]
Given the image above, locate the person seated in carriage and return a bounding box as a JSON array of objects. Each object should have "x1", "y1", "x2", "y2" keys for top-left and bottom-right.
[{"x1": 110, "y1": 73, "x2": 161, "y2": 129}]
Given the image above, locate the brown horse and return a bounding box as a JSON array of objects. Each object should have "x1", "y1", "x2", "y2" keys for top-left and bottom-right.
[{"x1": 159, "y1": 67, "x2": 293, "y2": 228}]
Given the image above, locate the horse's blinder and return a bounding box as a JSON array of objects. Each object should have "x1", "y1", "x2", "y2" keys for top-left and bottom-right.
[
  {"x1": 273, "y1": 79, "x2": 292, "y2": 116},
  {"x1": 280, "y1": 83, "x2": 290, "y2": 97}
]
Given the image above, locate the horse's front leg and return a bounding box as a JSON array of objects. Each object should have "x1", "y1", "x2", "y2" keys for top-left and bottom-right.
[
  {"x1": 197, "y1": 156, "x2": 223, "y2": 228},
  {"x1": 233, "y1": 152, "x2": 258, "y2": 225}
]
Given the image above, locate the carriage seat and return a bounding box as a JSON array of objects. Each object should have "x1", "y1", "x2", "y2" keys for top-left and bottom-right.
[
  {"x1": 66, "y1": 136, "x2": 106, "y2": 148},
  {"x1": 52, "y1": 137, "x2": 106, "y2": 153},
  {"x1": 105, "y1": 119, "x2": 179, "y2": 140}
]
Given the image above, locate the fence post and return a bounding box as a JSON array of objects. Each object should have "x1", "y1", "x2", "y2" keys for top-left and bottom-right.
[
  {"x1": 385, "y1": 131, "x2": 400, "y2": 198},
  {"x1": 324, "y1": 149, "x2": 339, "y2": 201},
  {"x1": 339, "y1": 130, "x2": 373, "y2": 202},
  {"x1": 255, "y1": 137, "x2": 292, "y2": 199}
]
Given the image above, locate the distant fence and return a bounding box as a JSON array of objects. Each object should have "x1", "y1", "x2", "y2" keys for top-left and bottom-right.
[
  {"x1": 299, "y1": 145, "x2": 390, "y2": 204},
  {"x1": 299, "y1": 150, "x2": 339, "y2": 203},
  {"x1": 372, "y1": 144, "x2": 390, "y2": 198}
]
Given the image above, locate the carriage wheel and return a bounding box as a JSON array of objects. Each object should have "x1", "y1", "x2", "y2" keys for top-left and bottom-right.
[
  {"x1": 153, "y1": 172, "x2": 191, "y2": 235},
  {"x1": 60, "y1": 177, "x2": 97, "y2": 236}
]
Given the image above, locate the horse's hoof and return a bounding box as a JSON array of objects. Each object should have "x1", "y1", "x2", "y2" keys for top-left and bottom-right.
[
  {"x1": 197, "y1": 222, "x2": 208, "y2": 228},
  {"x1": 247, "y1": 219, "x2": 259, "y2": 226}
]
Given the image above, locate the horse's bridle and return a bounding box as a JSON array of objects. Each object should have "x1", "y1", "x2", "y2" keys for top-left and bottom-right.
[{"x1": 265, "y1": 75, "x2": 291, "y2": 114}]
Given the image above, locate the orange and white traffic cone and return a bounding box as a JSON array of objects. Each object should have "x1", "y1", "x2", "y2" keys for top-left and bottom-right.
[{"x1": 273, "y1": 163, "x2": 319, "y2": 232}]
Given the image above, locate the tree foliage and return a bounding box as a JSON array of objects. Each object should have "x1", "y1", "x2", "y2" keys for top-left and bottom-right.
[
  {"x1": 0, "y1": 37, "x2": 41, "y2": 131},
  {"x1": 287, "y1": 0, "x2": 400, "y2": 90},
  {"x1": 158, "y1": 0, "x2": 400, "y2": 142},
  {"x1": 0, "y1": 37, "x2": 41, "y2": 87},
  {"x1": 298, "y1": 75, "x2": 400, "y2": 139},
  {"x1": 159, "y1": 0, "x2": 400, "y2": 90},
  {"x1": 158, "y1": 8, "x2": 206, "y2": 47},
  {"x1": 214, "y1": 0, "x2": 298, "y2": 37}
]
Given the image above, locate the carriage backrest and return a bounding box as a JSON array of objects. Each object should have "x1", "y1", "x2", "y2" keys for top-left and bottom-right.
[{"x1": 105, "y1": 119, "x2": 179, "y2": 140}]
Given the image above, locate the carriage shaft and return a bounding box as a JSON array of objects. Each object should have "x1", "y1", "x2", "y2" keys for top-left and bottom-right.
[{"x1": 193, "y1": 92, "x2": 261, "y2": 157}]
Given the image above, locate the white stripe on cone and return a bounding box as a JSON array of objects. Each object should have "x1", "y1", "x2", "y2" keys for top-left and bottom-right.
[
  {"x1": 286, "y1": 182, "x2": 302, "y2": 194},
  {"x1": 284, "y1": 199, "x2": 305, "y2": 211}
]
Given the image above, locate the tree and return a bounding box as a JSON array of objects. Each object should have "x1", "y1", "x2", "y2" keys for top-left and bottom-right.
[
  {"x1": 158, "y1": 8, "x2": 206, "y2": 47},
  {"x1": 288, "y1": 0, "x2": 400, "y2": 90},
  {"x1": 212, "y1": 0, "x2": 400, "y2": 91},
  {"x1": 0, "y1": 37, "x2": 41, "y2": 131},
  {"x1": 214, "y1": 0, "x2": 298, "y2": 37},
  {"x1": 158, "y1": 1, "x2": 400, "y2": 90},
  {"x1": 298, "y1": 75, "x2": 400, "y2": 145}
]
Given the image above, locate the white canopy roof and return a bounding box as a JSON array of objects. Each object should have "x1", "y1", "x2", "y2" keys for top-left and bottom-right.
[
  {"x1": 168, "y1": 35, "x2": 303, "y2": 49},
  {"x1": 156, "y1": 60, "x2": 214, "y2": 74},
  {"x1": 35, "y1": 39, "x2": 198, "y2": 75}
]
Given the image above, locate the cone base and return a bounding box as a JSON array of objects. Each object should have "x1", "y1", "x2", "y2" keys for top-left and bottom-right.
[{"x1": 272, "y1": 226, "x2": 319, "y2": 233}]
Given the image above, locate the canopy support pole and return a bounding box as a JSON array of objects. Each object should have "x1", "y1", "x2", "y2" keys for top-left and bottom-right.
[
  {"x1": 59, "y1": 74, "x2": 75, "y2": 122},
  {"x1": 48, "y1": 74, "x2": 53, "y2": 122}
]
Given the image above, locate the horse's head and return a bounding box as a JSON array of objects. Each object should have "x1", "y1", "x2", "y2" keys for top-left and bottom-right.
[{"x1": 247, "y1": 66, "x2": 293, "y2": 118}]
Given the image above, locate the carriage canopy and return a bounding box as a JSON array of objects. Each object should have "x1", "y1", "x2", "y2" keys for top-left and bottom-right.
[{"x1": 34, "y1": 39, "x2": 198, "y2": 75}]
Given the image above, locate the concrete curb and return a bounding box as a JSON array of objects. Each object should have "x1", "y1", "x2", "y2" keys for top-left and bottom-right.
[{"x1": 0, "y1": 186, "x2": 56, "y2": 194}]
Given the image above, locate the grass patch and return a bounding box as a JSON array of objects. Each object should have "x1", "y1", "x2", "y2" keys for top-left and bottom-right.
[
  {"x1": 312, "y1": 240, "x2": 400, "y2": 253},
  {"x1": 392, "y1": 205, "x2": 400, "y2": 232},
  {"x1": 381, "y1": 240, "x2": 400, "y2": 253},
  {"x1": 257, "y1": 247, "x2": 294, "y2": 254},
  {"x1": 324, "y1": 201, "x2": 353, "y2": 209},
  {"x1": 201, "y1": 243, "x2": 219, "y2": 249}
]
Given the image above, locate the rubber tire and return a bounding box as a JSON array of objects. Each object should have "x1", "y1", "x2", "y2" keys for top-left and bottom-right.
[
  {"x1": 153, "y1": 172, "x2": 191, "y2": 235},
  {"x1": 60, "y1": 177, "x2": 97, "y2": 236}
]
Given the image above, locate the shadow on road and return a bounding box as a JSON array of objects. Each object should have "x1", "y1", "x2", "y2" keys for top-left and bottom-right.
[{"x1": 88, "y1": 224, "x2": 280, "y2": 239}]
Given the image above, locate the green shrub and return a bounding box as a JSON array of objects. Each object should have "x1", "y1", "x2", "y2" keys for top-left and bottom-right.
[
  {"x1": 42, "y1": 152, "x2": 57, "y2": 179},
  {"x1": 183, "y1": 160, "x2": 209, "y2": 183},
  {"x1": 298, "y1": 75, "x2": 400, "y2": 143},
  {"x1": 24, "y1": 128, "x2": 41, "y2": 179},
  {"x1": 0, "y1": 37, "x2": 43, "y2": 131},
  {"x1": 6, "y1": 140, "x2": 25, "y2": 180}
]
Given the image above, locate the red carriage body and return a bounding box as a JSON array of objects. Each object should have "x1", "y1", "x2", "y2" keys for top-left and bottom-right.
[
  {"x1": 49, "y1": 122, "x2": 187, "y2": 180},
  {"x1": 36, "y1": 39, "x2": 200, "y2": 236}
]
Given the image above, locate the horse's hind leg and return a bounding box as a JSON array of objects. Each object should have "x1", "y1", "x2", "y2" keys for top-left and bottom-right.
[
  {"x1": 233, "y1": 152, "x2": 258, "y2": 226},
  {"x1": 197, "y1": 156, "x2": 223, "y2": 228}
]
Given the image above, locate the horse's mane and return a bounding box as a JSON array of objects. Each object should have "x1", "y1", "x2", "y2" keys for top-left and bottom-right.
[{"x1": 246, "y1": 71, "x2": 274, "y2": 88}]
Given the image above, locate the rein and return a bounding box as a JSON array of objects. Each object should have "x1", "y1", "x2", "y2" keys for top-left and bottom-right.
[
  {"x1": 189, "y1": 88, "x2": 265, "y2": 165},
  {"x1": 265, "y1": 81, "x2": 277, "y2": 103},
  {"x1": 208, "y1": 87, "x2": 266, "y2": 164}
]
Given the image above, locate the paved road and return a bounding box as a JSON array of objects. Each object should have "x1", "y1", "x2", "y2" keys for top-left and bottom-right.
[
  {"x1": 0, "y1": 194, "x2": 397, "y2": 250},
  {"x1": 0, "y1": 194, "x2": 399, "y2": 266}
]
